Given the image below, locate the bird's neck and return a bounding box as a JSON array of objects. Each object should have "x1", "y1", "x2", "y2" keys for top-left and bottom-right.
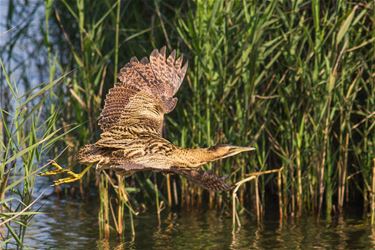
[{"x1": 173, "y1": 148, "x2": 224, "y2": 168}]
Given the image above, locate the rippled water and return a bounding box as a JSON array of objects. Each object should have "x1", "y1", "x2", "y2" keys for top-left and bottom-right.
[{"x1": 23, "y1": 191, "x2": 375, "y2": 250}]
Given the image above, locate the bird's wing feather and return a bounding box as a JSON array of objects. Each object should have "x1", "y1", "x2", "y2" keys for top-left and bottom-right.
[
  {"x1": 98, "y1": 158, "x2": 232, "y2": 192},
  {"x1": 98, "y1": 47, "x2": 187, "y2": 135},
  {"x1": 170, "y1": 169, "x2": 233, "y2": 191}
]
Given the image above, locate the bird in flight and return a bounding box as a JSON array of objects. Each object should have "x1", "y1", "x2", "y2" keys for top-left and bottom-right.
[{"x1": 41, "y1": 47, "x2": 254, "y2": 191}]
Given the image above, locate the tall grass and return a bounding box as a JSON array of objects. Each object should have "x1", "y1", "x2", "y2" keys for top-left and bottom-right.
[
  {"x1": 1, "y1": 0, "x2": 373, "y2": 243},
  {"x1": 173, "y1": 0, "x2": 374, "y2": 220},
  {"x1": 0, "y1": 2, "x2": 72, "y2": 247},
  {"x1": 0, "y1": 61, "x2": 66, "y2": 247},
  {"x1": 50, "y1": 0, "x2": 374, "y2": 222},
  {"x1": 0, "y1": 55, "x2": 75, "y2": 249}
]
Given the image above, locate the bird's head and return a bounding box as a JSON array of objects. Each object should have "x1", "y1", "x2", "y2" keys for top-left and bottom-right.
[{"x1": 208, "y1": 144, "x2": 255, "y2": 159}]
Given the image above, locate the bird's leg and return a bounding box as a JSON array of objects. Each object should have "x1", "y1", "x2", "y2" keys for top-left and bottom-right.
[{"x1": 39, "y1": 160, "x2": 93, "y2": 186}]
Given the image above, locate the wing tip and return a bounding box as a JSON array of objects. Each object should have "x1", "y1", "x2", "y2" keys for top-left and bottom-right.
[
  {"x1": 130, "y1": 56, "x2": 138, "y2": 63},
  {"x1": 140, "y1": 57, "x2": 149, "y2": 64},
  {"x1": 160, "y1": 46, "x2": 166, "y2": 58},
  {"x1": 151, "y1": 48, "x2": 159, "y2": 57},
  {"x1": 180, "y1": 61, "x2": 188, "y2": 78}
]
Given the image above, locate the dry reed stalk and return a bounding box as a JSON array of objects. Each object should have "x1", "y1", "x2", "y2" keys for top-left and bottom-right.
[
  {"x1": 232, "y1": 167, "x2": 283, "y2": 230},
  {"x1": 173, "y1": 179, "x2": 178, "y2": 206},
  {"x1": 245, "y1": 168, "x2": 285, "y2": 177},
  {"x1": 99, "y1": 176, "x2": 110, "y2": 239},
  {"x1": 166, "y1": 174, "x2": 172, "y2": 207},
  {"x1": 116, "y1": 174, "x2": 126, "y2": 237},
  {"x1": 278, "y1": 168, "x2": 283, "y2": 222},
  {"x1": 129, "y1": 208, "x2": 135, "y2": 237},
  {"x1": 232, "y1": 176, "x2": 255, "y2": 231},
  {"x1": 154, "y1": 177, "x2": 161, "y2": 223},
  {"x1": 290, "y1": 164, "x2": 295, "y2": 217},
  {"x1": 371, "y1": 159, "x2": 375, "y2": 225},
  {"x1": 255, "y1": 177, "x2": 261, "y2": 222}
]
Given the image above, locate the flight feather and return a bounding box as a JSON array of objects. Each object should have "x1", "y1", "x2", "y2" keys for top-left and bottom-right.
[{"x1": 98, "y1": 46, "x2": 187, "y2": 133}]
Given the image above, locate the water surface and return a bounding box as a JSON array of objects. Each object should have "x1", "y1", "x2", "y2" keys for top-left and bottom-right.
[{"x1": 24, "y1": 192, "x2": 375, "y2": 249}]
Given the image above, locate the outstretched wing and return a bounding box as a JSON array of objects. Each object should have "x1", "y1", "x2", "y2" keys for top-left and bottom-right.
[
  {"x1": 98, "y1": 47, "x2": 187, "y2": 135},
  {"x1": 171, "y1": 169, "x2": 233, "y2": 191}
]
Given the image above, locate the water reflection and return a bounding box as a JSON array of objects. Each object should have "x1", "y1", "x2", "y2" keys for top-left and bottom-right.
[{"x1": 24, "y1": 195, "x2": 375, "y2": 249}]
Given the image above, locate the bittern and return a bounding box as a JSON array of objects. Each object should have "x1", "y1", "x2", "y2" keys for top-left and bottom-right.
[{"x1": 41, "y1": 47, "x2": 255, "y2": 191}]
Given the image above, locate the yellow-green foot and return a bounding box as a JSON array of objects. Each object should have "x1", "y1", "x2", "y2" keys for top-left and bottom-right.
[
  {"x1": 39, "y1": 160, "x2": 92, "y2": 186},
  {"x1": 39, "y1": 160, "x2": 69, "y2": 176},
  {"x1": 52, "y1": 172, "x2": 82, "y2": 186}
]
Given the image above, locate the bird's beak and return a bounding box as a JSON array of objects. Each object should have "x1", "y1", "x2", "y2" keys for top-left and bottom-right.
[
  {"x1": 229, "y1": 146, "x2": 256, "y2": 154},
  {"x1": 209, "y1": 144, "x2": 256, "y2": 161},
  {"x1": 221, "y1": 145, "x2": 255, "y2": 159}
]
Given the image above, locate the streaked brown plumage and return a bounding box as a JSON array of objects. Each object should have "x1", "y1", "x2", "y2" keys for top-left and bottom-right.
[{"x1": 43, "y1": 47, "x2": 254, "y2": 191}]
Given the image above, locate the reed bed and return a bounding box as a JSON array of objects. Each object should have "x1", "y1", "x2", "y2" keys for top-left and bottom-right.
[
  {"x1": 0, "y1": 62, "x2": 68, "y2": 246},
  {"x1": 1, "y1": 0, "x2": 374, "y2": 244},
  {"x1": 0, "y1": 2, "x2": 67, "y2": 247}
]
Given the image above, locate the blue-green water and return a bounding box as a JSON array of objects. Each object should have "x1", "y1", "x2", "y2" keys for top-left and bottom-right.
[{"x1": 23, "y1": 193, "x2": 375, "y2": 249}]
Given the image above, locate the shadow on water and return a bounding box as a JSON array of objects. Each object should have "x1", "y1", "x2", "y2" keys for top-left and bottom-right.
[{"x1": 25, "y1": 184, "x2": 375, "y2": 250}]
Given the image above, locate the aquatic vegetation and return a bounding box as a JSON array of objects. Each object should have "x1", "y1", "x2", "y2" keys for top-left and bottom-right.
[
  {"x1": 49, "y1": 0, "x2": 374, "y2": 223},
  {"x1": 0, "y1": 0, "x2": 374, "y2": 246},
  {"x1": 0, "y1": 62, "x2": 70, "y2": 247},
  {"x1": 176, "y1": 0, "x2": 374, "y2": 220}
]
